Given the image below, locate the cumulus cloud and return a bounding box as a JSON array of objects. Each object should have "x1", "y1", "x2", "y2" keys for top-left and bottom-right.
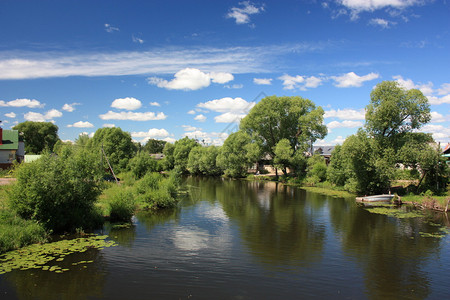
[
  {"x1": 187, "y1": 110, "x2": 196, "y2": 115},
  {"x1": 315, "y1": 136, "x2": 347, "y2": 146},
  {"x1": 279, "y1": 74, "x2": 323, "y2": 90},
  {"x1": 103, "y1": 123, "x2": 115, "y2": 128},
  {"x1": 132, "y1": 35, "x2": 144, "y2": 44},
  {"x1": 0, "y1": 98, "x2": 44, "y2": 108},
  {"x1": 111, "y1": 97, "x2": 142, "y2": 110},
  {"x1": 332, "y1": 72, "x2": 379, "y2": 87},
  {"x1": 394, "y1": 76, "x2": 450, "y2": 105},
  {"x1": 226, "y1": 1, "x2": 265, "y2": 25},
  {"x1": 224, "y1": 84, "x2": 244, "y2": 89},
  {"x1": 324, "y1": 108, "x2": 366, "y2": 120},
  {"x1": 148, "y1": 68, "x2": 233, "y2": 91},
  {"x1": 194, "y1": 114, "x2": 207, "y2": 122},
  {"x1": 24, "y1": 109, "x2": 63, "y2": 122},
  {"x1": 197, "y1": 97, "x2": 254, "y2": 113},
  {"x1": 130, "y1": 128, "x2": 170, "y2": 140},
  {"x1": 419, "y1": 124, "x2": 450, "y2": 143},
  {"x1": 67, "y1": 121, "x2": 94, "y2": 128},
  {"x1": 430, "y1": 111, "x2": 447, "y2": 123},
  {"x1": 182, "y1": 125, "x2": 202, "y2": 131},
  {"x1": 214, "y1": 112, "x2": 247, "y2": 123},
  {"x1": 327, "y1": 120, "x2": 363, "y2": 129},
  {"x1": 253, "y1": 78, "x2": 272, "y2": 85},
  {"x1": 183, "y1": 130, "x2": 229, "y2": 146},
  {"x1": 99, "y1": 111, "x2": 167, "y2": 121},
  {"x1": 4, "y1": 112, "x2": 16, "y2": 118},
  {"x1": 62, "y1": 102, "x2": 80, "y2": 112},
  {"x1": 149, "y1": 101, "x2": 160, "y2": 107}
]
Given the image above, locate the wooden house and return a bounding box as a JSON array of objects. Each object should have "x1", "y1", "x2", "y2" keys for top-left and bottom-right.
[{"x1": 0, "y1": 128, "x2": 25, "y2": 169}]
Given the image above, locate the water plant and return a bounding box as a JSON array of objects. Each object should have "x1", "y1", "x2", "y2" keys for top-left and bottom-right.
[{"x1": 0, "y1": 235, "x2": 117, "y2": 275}]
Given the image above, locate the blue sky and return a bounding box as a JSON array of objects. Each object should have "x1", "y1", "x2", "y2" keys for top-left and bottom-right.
[{"x1": 0, "y1": 0, "x2": 449, "y2": 146}]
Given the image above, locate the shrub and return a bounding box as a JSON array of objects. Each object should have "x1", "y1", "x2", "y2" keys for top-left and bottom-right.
[
  {"x1": 8, "y1": 149, "x2": 103, "y2": 233},
  {"x1": 108, "y1": 188, "x2": 135, "y2": 223},
  {"x1": 128, "y1": 151, "x2": 158, "y2": 179},
  {"x1": 133, "y1": 172, "x2": 178, "y2": 210}
]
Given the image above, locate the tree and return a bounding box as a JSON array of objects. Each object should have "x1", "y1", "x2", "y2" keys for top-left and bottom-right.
[
  {"x1": 161, "y1": 142, "x2": 175, "y2": 170},
  {"x1": 188, "y1": 146, "x2": 223, "y2": 176},
  {"x1": 365, "y1": 81, "x2": 431, "y2": 147},
  {"x1": 217, "y1": 131, "x2": 256, "y2": 178},
  {"x1": 87, "y1": 127, "x2": 137, "y2": 172},
  {"x1": 13, "y1": 121, "x2": 59, "y2": 154},
  {"x1": 143, "y1": 139, "x2": 167, "y2": 154},
  {"x1": 128, "y1": 151, "x2": 158, "y2": 179},
  {"x1": 172, "y1": 137, "x2": 199, "y2": 173},
  {"x1": 306, "y1": 154, "x2": 328, "y2": 184},
  {"x1": 240, "y1": 95, "x2": 327, "y2": 175}
]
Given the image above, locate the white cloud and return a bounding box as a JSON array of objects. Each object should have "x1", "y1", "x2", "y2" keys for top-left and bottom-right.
[
  {"x1": 62, "y1": 102, "x2": 80, "y2": 112},
  {"x1": 253, "y1": 78, "x2": 272, "y2": 85},
  {"x1": 194, "y1": 114, "x2": 207, "y2": 122},
  {"x1": 430, "y1": 112, "x2": 447, "y2": 123},
  {"x1": 197, "y1": 97, "x2": 255, "y2": 113},
  {"x1": 332, "y1": 72, "x2": 379, "y2": 87},
  {"x1": 103, "y1": 123, "x2": 116, "y2": 128},
  {"x1": 111, "y1": 97, "x2": 142, "y2": 110},
  {"x1": 67, "y1": 121, "x2": 94, "y2": 128},
  {"x1": 163, "y1": 137, "x2": 177, "y2": 143},
  {"x1": 215, "y1": 112, "x2": 246, "y2": 123},
  {"x1": 226, "y1": 1, "x2": 264, "y2": 25},
  {"x1": 0, "y1": 44, "x2": 326, "y2": 80},
  {"x1": 224, "y1": 84, "x2": 244, "y2": 89},
  {"x1": 315, "y1": 135, "x2": 347, "y2": 146},
  {"x1": 149, "y1": 101, "x2": 160, "y2": 107},
  {"x1": 0, "y1": 98, "x2": 43, "y2": 108},
  {"x1": 369, "y1": 18, "x2": 396, "y2": 28},
  {"x1": 132, "y1": 35, "x2": 144, "y2": 44},
  {"x1": 4, "y1": 112, "x2": 16, "y2": 118},
  {"x1": 324, "y1": 108, "x2": 366, "y2": 120},
  {"x1": 279, "y1": 74, "x2": 323, "y2": 90},
  {"x1": 210, "y1": 72, "x2": 234, "y2": 84},
  {"x1": 131, "y1": 128, "x2": 170, "y2": 139},
  {"x1": 327, "y1": 120, "x2": 363, "y2": 129},
  {"x1": 338, "y1": 0, "x2": 422, "y2": 12},
  {"x1": 148, "y1": 68, "x2": 233, "y2": 91},
  {"x1": 393, "y1": 76, "x2": 450, "y2": 105},
  {"x1": 105, "y1": 23, "x2": 119, "y2": 33},
  {"x1": 183, "y1": 130, "x2": 229, "y2": 146},
  {"x1": 24, "y1": 109, "x2": 63, "y2": 122},
  {"x1": 182, "y1": 125, "x2": 202, "y2": 131},
  {"x1": 187, "y1": 110, "x2": 196, "y2": 115},
  {"x1": 99, "y1": 111, "x2": 167, "y2": 121},
  {"x1": 419, "y1": 124, "x2": 450, "y2": 143}
]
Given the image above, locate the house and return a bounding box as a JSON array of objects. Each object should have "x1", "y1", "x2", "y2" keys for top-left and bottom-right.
[
  {"x1": 150, "y1": 153, "x2": 165, "y2": 160},
  {"x1": 311, "y1": 146, "x2": 335, "y2": 165},
  {"x1": 0, "y1": 128, "x2": 25, "y2": 169}
]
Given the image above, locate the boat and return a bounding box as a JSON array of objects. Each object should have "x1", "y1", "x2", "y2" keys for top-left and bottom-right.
[{"x1": 355, "y1": 194, "x2": 395, "y2": 202}]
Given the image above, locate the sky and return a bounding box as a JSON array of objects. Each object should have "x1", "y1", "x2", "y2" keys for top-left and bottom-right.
[{"x1": 0, "y1": 0, "x2": 449, "y2": 147}]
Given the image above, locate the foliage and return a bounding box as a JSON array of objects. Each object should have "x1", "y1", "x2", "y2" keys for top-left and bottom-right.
[
  {"x1": 217, "y1": 131, "x2": 256, "y2": 178},
  {"x1": 106, "y1": 186, "x2": 135, "y2": 223},
  {"x1": 240, "y1": 95, "x2": 327, "y2": 173},
  {"x1": 87, "y1": 127, "x2": 137, "y2": 172},
  {"x1": 13, "y1": 121, "x2": 60, "y2": 154},
  {"x1": 306, "y1": 154, "x2": 327, "y2": 184},
  {"x1": 143, "y1": 139, "x2": 167, "y2": 154},
  {"x1": 0, "y1": 210, "x2": 48, "y2": 254},
  {"x1": 133, "y1": 172, "x2": 178, "y2": 209},
  {"x1": 8, "y1": 148, "x2": 104, "y2": 233},
  {"x1": 52, "y1": 140, "x2": 73, "y2": 155},
  {"x1": 172, "y1": 137, "x2": 200, "y2": 173},
  {"x1": 187, "y1": 146, "x2": 223, "y2": 176},
  {"x1": 161, "y1": 142, "x2": 175, "y2": 170},
  {"x1": 128, "y1": 151, "x2": 158, "y2": 179},
  {"x1": 75, "y1": 133, "x2": 90, "y2": 147}
]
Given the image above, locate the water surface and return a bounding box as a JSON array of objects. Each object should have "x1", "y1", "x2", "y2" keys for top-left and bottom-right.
[{"x1": 1, "y1": 177, "x2": 449, "y2": 299}]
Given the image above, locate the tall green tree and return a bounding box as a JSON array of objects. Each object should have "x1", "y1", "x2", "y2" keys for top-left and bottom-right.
[
  {"x1": 187, "y1": 146, "x2": 223, "y2": 176},
  {"x1": 172, "y1": 137, "x2": 199, "y2": 173},
  {"x1": 240, "y1": 95, "x2": 326, "y2": 174},
  {"x1": 13, "y1": 121, "x2": 59, "y2": 154},
  {"x1": 143, "y1": 139, "x2": 167, "y2": 153},
  {"x1": 87, "y1": 127, "x2": 137, "y2": 172}
]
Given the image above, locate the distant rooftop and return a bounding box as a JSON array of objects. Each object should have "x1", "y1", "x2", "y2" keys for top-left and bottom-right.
[{"x1": 0, "y1": 130, "x2": 19, "y2": 150}]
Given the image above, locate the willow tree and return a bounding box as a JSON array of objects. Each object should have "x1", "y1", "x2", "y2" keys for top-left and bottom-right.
[{"x1": 240, "y1": 95, "x2": 327, "y2": 175}]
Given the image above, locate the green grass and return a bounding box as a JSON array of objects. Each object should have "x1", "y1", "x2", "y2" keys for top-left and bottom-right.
[
  {"x1": 300, "y1": 185, "x2": 356, "y2": 198},
  {"x1": 401, "y1": 194, "x2": 450, "y2": 211}
]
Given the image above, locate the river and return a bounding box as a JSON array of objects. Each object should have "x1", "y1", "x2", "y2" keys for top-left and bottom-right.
[{"x1": 1, "y1": 177, "x2": 449, "y2": 299}]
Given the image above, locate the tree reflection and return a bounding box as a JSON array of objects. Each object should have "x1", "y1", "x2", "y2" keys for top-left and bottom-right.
[
  {"x1": 328, "y1": 199, "x2": 444, "y2": 300},
  {"x1": 195, "y1": 178, "x2": 327, "y2": 269},
  {"x1": 4, "y1": 249, "x2": 106, "y2": 300}
]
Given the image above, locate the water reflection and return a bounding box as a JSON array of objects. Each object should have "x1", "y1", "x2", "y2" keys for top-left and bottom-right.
[{"x1": 327, "y1": 196, "x2": 445, "y2": 299}]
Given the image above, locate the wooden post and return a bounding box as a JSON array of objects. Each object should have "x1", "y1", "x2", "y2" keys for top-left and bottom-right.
[{"x1": 101, "y1": 146, "x2": 119, "y2": 184}]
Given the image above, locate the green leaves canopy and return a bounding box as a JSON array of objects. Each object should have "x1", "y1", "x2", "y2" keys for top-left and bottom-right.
[{"x1": 13, "y1": 121, "x2": 59, "y2": 154}]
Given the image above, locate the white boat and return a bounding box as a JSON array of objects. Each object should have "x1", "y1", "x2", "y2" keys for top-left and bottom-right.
[{"x1": 355, "y1": 194, "x2": 395, "y2": 202}]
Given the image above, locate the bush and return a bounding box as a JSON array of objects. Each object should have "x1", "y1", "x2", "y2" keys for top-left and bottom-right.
[
  {"x1": 128, "y1": 151, "x2": 158, "y2": 179},
  {"x1": 133, "y1": 172, "x2": 178, "y2": 210},
  {"x1": 8, "y1": 149, "x2": 103, "y2": 233},
  {"x1": 0, "y1": 211, "x2": 47, "y2": 254},
  {"x1": 108, "y1": 188, "x2": 135, "y2": 223}
]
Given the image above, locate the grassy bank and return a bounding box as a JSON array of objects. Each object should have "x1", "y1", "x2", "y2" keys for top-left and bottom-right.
[{"x1": 401, "y1": 194, "x2": 450, "y2": 211}]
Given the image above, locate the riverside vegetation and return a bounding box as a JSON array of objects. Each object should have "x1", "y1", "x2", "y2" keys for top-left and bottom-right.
[{"x1": 0, "y1": 80, "x2": 448, "y2": 254}]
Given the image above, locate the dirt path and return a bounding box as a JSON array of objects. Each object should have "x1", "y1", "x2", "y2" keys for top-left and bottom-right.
[{"x1": 0, "y1": 178, "x2": 16, "y2": 185}]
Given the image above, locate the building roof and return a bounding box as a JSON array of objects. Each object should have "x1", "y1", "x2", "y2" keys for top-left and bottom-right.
[
  {"x1": 443, "y1": 143, "x2": 450, "y2": 155},
  {"x1": 0, "y1": 130, "x2": 19, "y2": 150},
  {"x1": 312, "y1": 146, "x2": 335, "y2": 156}
]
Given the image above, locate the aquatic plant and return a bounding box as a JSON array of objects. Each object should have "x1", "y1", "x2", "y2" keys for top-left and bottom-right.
[
  {"x1": 365, "y1": 207, "x2": 425, "y2": 219},
  {"x1": 0, "y1": 235, "x2": 117, "y2": 274}
]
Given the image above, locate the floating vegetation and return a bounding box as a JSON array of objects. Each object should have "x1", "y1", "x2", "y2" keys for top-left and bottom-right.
[
  {"x1": 365, "y1": 207, "x2": 425, "y2": 219},
  {"x1": 419, "y1": 232, "x2": 446, "y2": 238},
  {"x1": 0, "y1": 235, "x2": 117, "y2": 275}
]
